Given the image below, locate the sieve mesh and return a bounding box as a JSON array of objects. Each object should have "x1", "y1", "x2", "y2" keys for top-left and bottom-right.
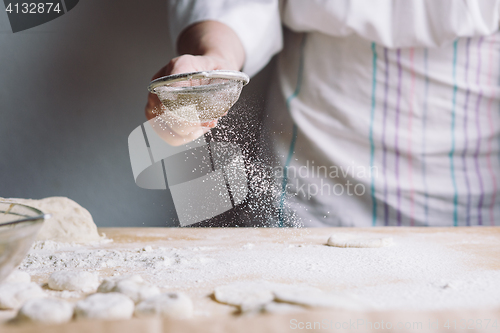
[{"x1": 149, "y1": 71, "x2": 249, "y2": 124}]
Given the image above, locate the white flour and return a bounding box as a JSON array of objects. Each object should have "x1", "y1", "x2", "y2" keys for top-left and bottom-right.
[{"x1": 14, "y1": 231, "x2": 500, "y2": 314}]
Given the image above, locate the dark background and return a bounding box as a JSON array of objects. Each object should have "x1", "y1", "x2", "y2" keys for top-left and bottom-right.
[{"x1": 0, "y1": 0, "x2": 272, "y2": 227}]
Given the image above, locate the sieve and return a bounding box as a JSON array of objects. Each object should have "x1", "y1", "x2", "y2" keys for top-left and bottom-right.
[
  {"x1": 0, "y1": 201, "x2": 50, "y2": 282},
  {"x1": 148, "y1": 70, "x2": 250, "y2": 123}
]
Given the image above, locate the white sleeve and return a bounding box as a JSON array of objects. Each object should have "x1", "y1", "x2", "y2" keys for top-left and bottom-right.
[
  {"x1": 283, "y1": 0, "x2": 500, "y2": 48},
  {"x1": 167, "y1": 0, "x2": 282, "y2": 77}
]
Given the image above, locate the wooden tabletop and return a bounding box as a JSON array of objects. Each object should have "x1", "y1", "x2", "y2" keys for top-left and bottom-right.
[{"x1": 3, "y1": 227, "x2": 500, "y2": 333}]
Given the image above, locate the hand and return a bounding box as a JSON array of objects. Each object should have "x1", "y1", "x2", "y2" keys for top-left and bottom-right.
[
  {"x1": 144, "y1": 21, "x2": 245, "y2": 147},
  {"x1": 145, "y1": 55, "x2": 236, "y2": 146}
]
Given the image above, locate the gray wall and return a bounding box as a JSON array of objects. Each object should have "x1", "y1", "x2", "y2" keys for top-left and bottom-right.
[{"x1": 0, "y1": 1, "x2": 271, "y2": 227}]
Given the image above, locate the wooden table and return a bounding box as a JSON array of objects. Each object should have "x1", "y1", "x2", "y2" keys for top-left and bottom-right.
[{"x1": 3, "y1": 227, "x2": 500, "y2": 333}]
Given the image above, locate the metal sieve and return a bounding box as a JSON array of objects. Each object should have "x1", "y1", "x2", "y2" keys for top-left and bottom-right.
[
  {"x1": 148, "y1": 70, "x2": 250, "y2": 123},
  {"x1": 0, "y1": 201, "x2": 50, "y2": 282}
]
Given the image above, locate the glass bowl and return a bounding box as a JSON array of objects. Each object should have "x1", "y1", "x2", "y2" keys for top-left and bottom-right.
[
  {"x1": 148, "y1": 70, "x2": 250, "y2": 124},
  {"x1": 0, "y1": 201, "x2": 49, "y2": 282}
]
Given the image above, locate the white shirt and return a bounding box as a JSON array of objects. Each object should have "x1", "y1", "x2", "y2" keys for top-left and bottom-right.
[{"x1": 168, "y1": 0, "x2": 500, "y2": 227}]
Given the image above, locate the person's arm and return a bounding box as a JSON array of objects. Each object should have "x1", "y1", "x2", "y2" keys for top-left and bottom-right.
[
  {"x1": 176, "y1": 20, "x2": 245, "y2": 72},
  {"x1": 145, "y1": 21, "x2": 245, "y2": 146}
]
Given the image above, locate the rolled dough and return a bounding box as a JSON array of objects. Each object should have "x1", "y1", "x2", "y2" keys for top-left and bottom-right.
[
  {"x1": 327, "y1": 233, "x2": 393, "y2": 248},
  {"x1": 0, "y1": 282, "x2": 46, "y2": 310},
  {"x1": 134, "y1": 292, "x2": 193, "y2": 319},
  {"x1": 48, "y1": 270, "x2": 99, "y2": 292},
  {"x1": 214, "y1": 282, "x2": 274, "y2": 310},
  {"x1": 1, "y1": 196, "x2": 102, "y2": 243},
  {"x1": 274, "y1": 289, "x2": 367, "y2": 311},
  {"x1": 16, "y1": 298, "x2": 74, "y2": 324},
  {"x1": 74, "y1": 292, "x2": 134, "y2": 320}
]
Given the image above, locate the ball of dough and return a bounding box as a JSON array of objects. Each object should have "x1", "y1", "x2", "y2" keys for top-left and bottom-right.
[
  {"x1": 48, "y1": 271, "x2": 99, "y2": 292},
  {"x1": 2, "y1": 196, "x2": 102, "y2": 243},
  {"x1": 4, "y1": 270, "x2": 31, "y2": 284},
  {"x1": 134, "y1": 292, "x2": 193, "y2": 319},
  {"x1": 17, "y1": 298, "x2": 73, "y2": 324},
  {"x1": 74, "y1": 293, "x2": 134, "y2": 320},
  {"x1": 0, "y1": 282, "x2": 46, "y2": 310},
  {"x1": 327, "y1": 233, "x2": 393, "y2": 248},
  {"x1": 97, "y1": 275, "x2": 160, "y2": 304}
]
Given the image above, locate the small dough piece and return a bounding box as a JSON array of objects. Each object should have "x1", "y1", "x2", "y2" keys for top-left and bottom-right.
[
  {"x1": 214, "y1": 282, "x2": 274, "y2": 310},
  {"x1": 48, "y1": 271, "x2": 99, "y2": 292},
  {"x1": 327, "y1": 233, "x2": 393, "y2": 248},
  {"x1": 17, "y1": 298, "x2": 73, "y2": 324},
  {"x1": 274, "y1": 289, "x2": 366, "y2": 311},
  {"x1": 97, "y1": 275, "x2": 160, "y2": 304},
  {"x1": 4, "y1": 270, "x2": 31, "y2": 284},
  {"x1": 74, "y1": 293, "x2": 134, "y2": 320},
  {"x1": 1, "y1": 197, "x2": 102, "y2": 243},
  {"x1": 97, "y1": 275, "x2": 144, "y2": 293},
  {"x1": 0, "y1": 282, "x2": 46, "y2": 310},
  {"x1": 134, "y1": 292, "x2": 193, "y2": 319}
]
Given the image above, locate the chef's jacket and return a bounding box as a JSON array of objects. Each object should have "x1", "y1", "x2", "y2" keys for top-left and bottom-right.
[{"x1": 168, "y1": 0, "x2": 500, "y2": 227}]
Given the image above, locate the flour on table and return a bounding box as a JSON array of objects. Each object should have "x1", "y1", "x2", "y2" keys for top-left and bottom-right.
[
  {"x1": 12, "y1": 229, "x2": 500, "y2": 316},
  {"x1": 48, "y1": 271, "x2": 99, "y2": 292},
  {"x1": 0, "y1": 282, "x2": 46, "y2": 310},
  {"x1": 97, "y1": 275, "x2": 160, "y2": 304},
  {"x1": 2, "y1": 196, "x2": 103, "y2": 243},
  {"x1": 134, "y1": 292, "x2": 193, "y2": 319},
  {"x1": 327, "y1": 233, "x2": 393, "y2": 248},
  {"x1": 74, "y1": 293, "x2": 134, "y2": 320},
  {"x1": 3, "y1": 270, "x2": 31, "y2": 284},
  {"x1": 16, "y1": 298, "x2": 73, "y2": 324}
]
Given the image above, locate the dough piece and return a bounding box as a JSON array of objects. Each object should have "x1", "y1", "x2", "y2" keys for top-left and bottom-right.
[
  {"x1": 2, "y1": 197, "x2": 102, "y2": 243},
  {"x1": 17, "y1": 298, "x2": 73, "y2": 324},
  {"x1": 274, "y1": 289, "x2": 366, "y2": 311},
  {"x1": 327, "y1": 233, "x2": 393, "y2": 248},
  {"x1": 4, "y1": 270, "x2": 31, "y2": 284},
  {"x1": 214, "y1": 282, "x2": 274, "y2": 311},
  {"x1": 74, "y1": 293, "x2": 134, "y2": 320},
  {"x1": 97, "y1": 275, "x2": 160, "y2": 304},
  {"x1": 0, "y1": 282, "x2": 46, "y2": 310},
  {"x1": 97, "y1": 275, "x2": 143, "y2": 293},
  {"x1": 48, "y1": 271, "x2": 99, "y2": 292},
  {"x1": 134, "y1": 292, "x2": 193, "y2": 319}
]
